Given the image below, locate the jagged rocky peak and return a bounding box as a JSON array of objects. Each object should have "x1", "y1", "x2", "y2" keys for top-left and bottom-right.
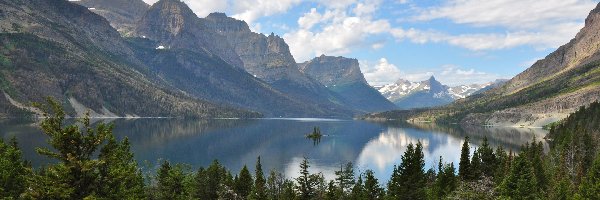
[
  {"x1": 299, "y1": 55, "x2": 367, "y2": 86},
  {"x1": 204, "y1": 12, "x2": 251, "y2": 32},
  {"x1": 73, "y1": 0, "x2": 149, "y2": 34},
  {"x1": 135, "y1": 0, "x2": 197, "y2": 39}
]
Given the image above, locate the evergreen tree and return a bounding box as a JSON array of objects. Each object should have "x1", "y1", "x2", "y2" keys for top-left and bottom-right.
[
  {"x1": 266, "y1": 170, "x2": 285, "y2": 200},
  {"x1": 249, "y1": 156, "x2": 267, "y2": 200},
  {"x1": 363, "y1": 170, "x2": 384, "y2": 200},
  {"x1": 499, "y1": 155, "x2": 539, "y2": 199},
  {"x1": 470, "y1": 148, "x2": 482, "y2": 180},
  {"x1": 281, "y1": 179, "x2": 297, "y2": 200},
  {"x1": 97, "y1": 136, "x2": 145, "y2": 199},
  {"x1": 459, "y1": 136, "x2": 471, "y2": 181},
  {"x1": 156, "y1": 161, "x2": 186, "y2": 200},
  {"x1": 350, "y1": 175, "x2": 365, "y2": 200},
  {"x1": 434, "y1": 158, "x2": 457, "y2": 198},
  {"x1": 24, "y1": 98, "x2": 139, "y2": 199},
  {"x1": 326, "y1": 180, "x2": 339, "y2": 200},
  {"x1": 335, "y1": 162, "x2": 355, "y2": 197},
  {"x1": 235, "y1": 165, "x2": 254, "y2": 198},
  {"x1": 387, "y1": 141, "x2": 426, "y2": 200},
  {"x1": 576, "y1": 153, "x2": 600, "y2": 199},
  {"x1": 296, "y1": 157, "x2": 316, "y2": 200},
  {"x1": 0, "y1": 137, "x2": 30, "y2": 199},
  {"x1": 479, "y1": 137, "x2": 497, "y2": 177}
]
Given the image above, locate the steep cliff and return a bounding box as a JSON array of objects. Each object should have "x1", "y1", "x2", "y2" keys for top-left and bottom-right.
[
  {"x1": 299, "y1": 55, "x2": 397, "y2": 112},
  {"x1": 74, "y1": 0, "x2": 149, "y2": 35}
]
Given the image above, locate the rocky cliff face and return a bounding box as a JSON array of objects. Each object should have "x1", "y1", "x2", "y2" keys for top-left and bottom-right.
[
  {"x1": 134, "y1": 0, "x2": 244, "y2": 69},
  {"x1": 74, "y1": 0, "x2": 149, "y2": 35},
  {"x1": 299, "y1": 55, "x2": 396, "y2": 112},
  {"x1": 202, "y1": 12, "x2": 356, "y2": 116},
  {"x1": 298, "y1": 55, "x2": 367, "y2": 86}
]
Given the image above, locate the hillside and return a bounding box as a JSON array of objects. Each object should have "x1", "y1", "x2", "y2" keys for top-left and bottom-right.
[
  {"x1": 0, "y1": 0, "x2": 260, "y2": 118},
  {"x1": 73, "y1": 0, "x2": 149, "y2": 35}
]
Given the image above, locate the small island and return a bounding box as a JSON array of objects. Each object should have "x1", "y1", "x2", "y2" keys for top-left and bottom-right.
[{"x1": 306, "y1": 126, "x2": 323, "y2": 145}]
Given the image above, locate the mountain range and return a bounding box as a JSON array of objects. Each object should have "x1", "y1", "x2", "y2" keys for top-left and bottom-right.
[
  {"x1": 368, "y1": 2, "x2": 600, "y2": 127},
  {"x1": 375, "y1": 77, "x2": 506, "y2": 109},
  {"x1": 0, "y1": 0, "x2": 395, "y2": 118}
]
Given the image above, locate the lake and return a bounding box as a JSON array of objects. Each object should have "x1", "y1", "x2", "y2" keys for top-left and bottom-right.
[{"x1": 0, "y1": 118, "x2": 548, "y2": 182}]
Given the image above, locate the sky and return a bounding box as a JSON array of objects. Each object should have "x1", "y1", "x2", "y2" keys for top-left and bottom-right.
[{"x1": 142, "y1": 0, "x2": 599, "y2": 86}]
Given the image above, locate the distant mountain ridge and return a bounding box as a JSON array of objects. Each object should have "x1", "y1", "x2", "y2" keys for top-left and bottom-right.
[
  {"x1": 0, "y1": 0, "x2": 403, "y2": 118},
  {"x1": 375, "y1": 77, "x2": 504, "y2": 109}
]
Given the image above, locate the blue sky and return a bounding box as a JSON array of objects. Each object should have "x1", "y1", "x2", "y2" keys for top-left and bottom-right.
[{"x1": 142, "y1": 0, "x2": 599, "y2": 86}]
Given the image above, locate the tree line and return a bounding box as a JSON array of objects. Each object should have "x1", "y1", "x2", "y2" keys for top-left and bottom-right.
[{"x1": 1, "y1": 98, "x2": 599, "y2": 199}]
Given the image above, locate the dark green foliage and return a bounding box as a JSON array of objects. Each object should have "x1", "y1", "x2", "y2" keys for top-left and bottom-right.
[
  {"x1": 235, "y1": 165, "x2": 254, "y2": 199},
  {"x1": 576, "y1": 153, "x2": 600, "y2": 199},
  {"x1": 27, "y1": 98, "x2": 113, "y2": 199},
  {"x1": 350, "y1": 175, "x2": 364, "y2": 200},
  {"x1": 249, "y1": 156, "x2": 267, "y2": 200},
  {"x1": 0, "y1": 137, "x2": 30, "y2": 199},
  {"x1": 296, "y1": 157, "x2": 317, "y2": 200},
  {"x1": 434, "y1": 157, "x2": 457, "y2": 199},
  {"x1": 97, "y1": 136, "x2": 145, "y2": 199},
  {"x1": 479, "y1": 137, "x2": 497, "y2": 177},
  {"x1": 265, "y1": 170, "x2": 286, "y2": 200},
  {"x1": 499, "y1": 154, "x2": 539, "y2": 199},
  {"x1": 459, "y1": 136, "x2": 471, "y2": 181},
  {"x1": 334, "y1": 162, "x2": 355, "y2": 197},
  {"x1": 387, "y1": 141, "x2": 426, "y2": 200},
  {"x1": 470, "y1": 149, "x2": 482, "y2": 180},
  {"x1": 363, "y1": 170, "x2": 384, "y2": 200},
  {"x1": 156, "y1": 161, "x2": 187, "y2": 199}
]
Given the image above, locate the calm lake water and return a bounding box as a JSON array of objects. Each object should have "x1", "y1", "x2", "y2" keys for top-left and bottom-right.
[{"x1": 0, "y1": 118, "x2": 547, "y2": 182}]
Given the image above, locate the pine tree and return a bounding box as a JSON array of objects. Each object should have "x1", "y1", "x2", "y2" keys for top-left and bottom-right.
[
  {"x1": 235, "y1": 165, "x2": 254, "y2": 198},
  {"x1": 479, "y1": 137, "x2": 497, "y2": 177},
  {"x1": 296, "y1": 157, "x2": 316, "y2": 200},
  {"x1": 470, "y1": 148, "x2": 482, "y2": 180},
  {"x1": 325, "y1": 180, "x2": 339, "y2": 200},
  {"x1": 350, "y1": 175, "x2": 365, "y2": 200},
  {"x1": 499, "y1": 155, "x2": 539, "y2": 199},
  {"x1": 576, "y1": 153, "x2": 600, "y2": 199},
  {"x1": 387, "y1": 141, "x2": 426, "y2": 200},
  {"x1": 156, "y1": 161, "x2": 186, "y2": 200},
  {"x1": 459, "y1": 136, "x2": 471, "y2": 181},
  {"x1": 97, "y1": 136, "x2": 145, "y2": 199},
  {"x1": 0, "y1": 137, "x2": 30, "y2": 199},
  {"x1": 363, "y1": 170, "x2": 384, "y2": 200},
  {"x1": 335, "y1": 162, "x2": 355, "y2": 197},
  {"x1": 249, "y1": 156, "x2": 267, "y2": 200},
  {"x1": 266, "y1": 170, "x2": 285, "y2": 200},
  {"x1": 434, "y1": 158, "x2": 457, "y2": 199}
]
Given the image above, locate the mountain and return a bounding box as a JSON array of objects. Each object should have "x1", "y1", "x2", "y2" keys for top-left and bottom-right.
[
  {"x1": 298, "y1": 55, "x2": 397, "y2": 112},
  {"x1": 375, "y1": 77, "x2": 501, "y2": 109},
  {"x1": 201, "y1": 13, "x2": 356, "y2": 116},
  {"x1": 376, "y1": 76, "x2": 454, "y2": 109},
  {"x1": 73, "y1": 0, "x2": 149, "y2": 35},
  {"x1": 0, "y1": 0, "x2": 259, "y2": 118},
  {"x1": 369, "y1": 3, "x2": 600, "y2": 126},
  {"x1": 129, "y1": 0, "x2": 354, "y2": 117}
]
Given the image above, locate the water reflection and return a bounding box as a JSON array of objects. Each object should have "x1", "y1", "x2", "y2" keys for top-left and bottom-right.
[{"x1": 0, "y1": 118, "x2": 547, "y2": 182}]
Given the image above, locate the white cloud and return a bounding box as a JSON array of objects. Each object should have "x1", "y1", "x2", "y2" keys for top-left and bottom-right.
[
  {"x1": 361, "y1": 60, "x2": 502, "y2": 86},
  {"x1": 284, "y1": 2, "x2": 391, "y2": 61},
  {"x1": 399, "y1": 0, "x2": 597, "y2": 51},
  {"x1": 414, "y1": 0, "x2": 597, "y2": 29},
  {"x1": 231, "y1": 0, "x2": 303, "y2": 25},
  {"x1": 361, "y1": 58, "x2": 404, "y2": 86}
]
